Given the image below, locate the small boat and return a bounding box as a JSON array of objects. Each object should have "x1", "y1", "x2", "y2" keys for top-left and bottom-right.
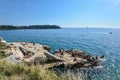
[
  {"x1": 109, "y1": 32, "x2": 112, "y2": 34},
  {"x1": 86, "y1": 27, "x2": 89, "y2": 28}
]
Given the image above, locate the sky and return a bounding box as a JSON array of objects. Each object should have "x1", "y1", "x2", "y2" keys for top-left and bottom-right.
[{"x1": 0, "y1": 0, "x2": 120, "y2": 28}]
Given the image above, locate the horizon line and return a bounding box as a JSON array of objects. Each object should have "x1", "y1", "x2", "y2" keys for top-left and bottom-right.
[{"x1": 0, "y1": 24, "x2": 120, "y2": 29}]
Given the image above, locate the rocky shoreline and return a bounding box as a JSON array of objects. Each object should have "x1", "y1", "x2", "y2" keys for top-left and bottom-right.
[{"x1": 0, "y1": 38, "x2": 104, "y2": 69}]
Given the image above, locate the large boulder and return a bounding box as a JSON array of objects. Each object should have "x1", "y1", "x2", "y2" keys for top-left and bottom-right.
[
  {"x1": 42, "y1": 45, "x2": 50, "y2": 52},
  {"x1": 4, "y1": 54, "x2": 22, "y2": 64}
]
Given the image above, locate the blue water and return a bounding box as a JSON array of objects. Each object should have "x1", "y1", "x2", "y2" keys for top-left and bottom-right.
[{"x1": 0, "y1": 28, "x2": 120, "y2": 80}]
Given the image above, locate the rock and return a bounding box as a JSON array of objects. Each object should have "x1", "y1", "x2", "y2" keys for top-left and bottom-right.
[
  {"x1": 93, "y1": 61, "x2": 99, "y2": 66},
  {"x1": 95, "y1": 55, "x2": 98, "y2": 60},
  {"x1": 86, "y1": 54, "x2": 94, "y2": 62},
  {"x1": 4, "y1": 55, "x2": 22, "y2": 64},
  {"x1": 0, "y1": 38, "x2": 104, "y2": 69},
  {"x1": 69, "y1": 49, "x2": 85, "y2": 58},
  {"x1": 53, "y1": 50, "x2": 59, "y2": 54},
  {"x1": 100, "y1": 55, "x2": 104, "y2": 59},
  {"x1": 0, "y1": 37, "x2": 6, "y2": 43},
  {"x1": 42, "y1": 45, "x2": 50, "y2": 52}
]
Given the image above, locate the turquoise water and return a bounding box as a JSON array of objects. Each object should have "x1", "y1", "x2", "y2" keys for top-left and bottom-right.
[{"x1": 0, "y1": 28, "x2": 120, "y2": 80}]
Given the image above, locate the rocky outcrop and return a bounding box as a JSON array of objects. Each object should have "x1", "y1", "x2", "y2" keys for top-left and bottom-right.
[
  {"x1": 52, "y1": 49, "x2": 102, "y2": 69},
  {"x1": 0, "y1": 38, "x2": 104, "y2": 69},
  {"x1": 3, "y1": 42, "x2": 53, "y2": 65},
  {"x1": 42, "y1": 45, "x2": 50, "y2": 52}
]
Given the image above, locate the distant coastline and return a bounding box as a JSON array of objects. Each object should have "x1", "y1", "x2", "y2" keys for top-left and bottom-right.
[{"x1": 0, "y1": 25, "x2": 61, "y2": 30}]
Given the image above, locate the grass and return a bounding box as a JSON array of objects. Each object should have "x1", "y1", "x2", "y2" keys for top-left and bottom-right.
[
  {"x1": 0, "y1": 58, "x2": 65, "y2": 80},
  {"x1": 0, "y1": 42, "x2": 11, "y2": 59},
  {"x1": 0, "y1": 42, "x2": 64, "y2": 80},
  {"x1": 0, "y1": 42, "x2": 83, "y2": 80},
  {"x1": 0, "y1": 42, "x2": 10, "y2": 50},
  {"x1": 0, "y1": 60, "x2": 83, "y2": 80}
]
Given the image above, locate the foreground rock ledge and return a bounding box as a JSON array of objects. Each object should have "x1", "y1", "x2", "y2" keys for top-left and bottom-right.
[{"x1": 0, "y1": 38, "x2": 104, "y2": 69}]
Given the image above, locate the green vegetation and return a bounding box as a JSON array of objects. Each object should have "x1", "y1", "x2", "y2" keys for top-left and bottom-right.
[
  {"x1": 0, "y1": 51, "x2": 9, "y2": 59},
  {"x1": 0, "y1": 42, "x2": 10, "y2": 50},
  {"x1": 0, "y1": 59, "x2": 83, "y2": 80},
  {"x1": 0, "y1": 42, "x2": 83, "y2": 80},
  {"x1": 0, "y1": 42, "x2": 63, "y2": 80},
  {"x1": 0, "y1": 42, "x2": 11, "y2": 59},
  {"x1": 0, "y1": 25, "x2": 61, "y2": 30},
  {"x1": 0, "y1": 60, "x2": 64, "y2": 80}
]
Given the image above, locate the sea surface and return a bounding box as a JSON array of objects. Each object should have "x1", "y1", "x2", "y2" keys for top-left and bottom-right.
[{"x1": 0, "y1": 28, "x2": 120, "y2": 80}]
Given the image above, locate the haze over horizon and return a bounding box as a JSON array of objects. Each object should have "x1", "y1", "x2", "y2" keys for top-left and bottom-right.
[{"x1": 0, "y1": 0, "x2": 120, "y2": 28}]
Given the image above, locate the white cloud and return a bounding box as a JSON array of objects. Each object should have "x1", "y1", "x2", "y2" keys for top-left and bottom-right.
[
  {"x1": 99, "y1": 0, "x2": 120, "y2": 5},
  {"x1": 98, "y1": 0, "x2": 120, "y2": 10}
]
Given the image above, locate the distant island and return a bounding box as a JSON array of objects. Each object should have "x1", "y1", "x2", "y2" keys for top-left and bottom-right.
[{"x1": 0, "y1": 25, "x2": 61, "y2": 30}]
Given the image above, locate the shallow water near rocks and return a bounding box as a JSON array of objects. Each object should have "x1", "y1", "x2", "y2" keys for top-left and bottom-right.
[{"x1": 0, "y1": 28, "x2": 120, "y2": 80}]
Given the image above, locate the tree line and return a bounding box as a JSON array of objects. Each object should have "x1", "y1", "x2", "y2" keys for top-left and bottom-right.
[{"x1": 0, "y1": 25, "x2": 61, "y2": 30}]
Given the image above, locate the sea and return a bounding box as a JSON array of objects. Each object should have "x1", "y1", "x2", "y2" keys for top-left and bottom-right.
[{"x1": 0, "y1": 28, "x2": 120, "y2": 80}]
